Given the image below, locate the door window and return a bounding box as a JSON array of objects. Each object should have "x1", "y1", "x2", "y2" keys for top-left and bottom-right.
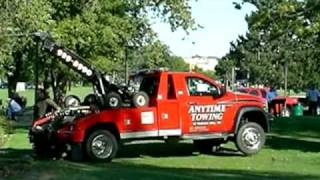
[
  {"x1": 249, "y1": 90, "x2": 259, "y2": 96},
  {"x1": 186, "y1": 77, "x2": 218, "y2": 96},
  {"x1": 167, "y1": 75, "x2": 176, "y2": 99},
  {"x1": 139, "y1": 76, "x2": 160, "y2": 97}
]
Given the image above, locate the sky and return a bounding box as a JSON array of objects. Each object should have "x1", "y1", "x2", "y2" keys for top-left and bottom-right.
[{"x1": 150, "y1": 0, "x2": 256, "y2": 58}]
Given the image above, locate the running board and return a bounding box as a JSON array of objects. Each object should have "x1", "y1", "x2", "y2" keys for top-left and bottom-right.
[{"x1": 182, "y1": 133, "x2": 232, "y2": 140}]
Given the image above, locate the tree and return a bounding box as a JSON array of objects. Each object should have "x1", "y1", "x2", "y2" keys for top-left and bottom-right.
[
  {"x1": 217, "y1": 0, "x2": 320, "y2": 91},
  {"x1": 0, "y1": 0, "x2": 53, "y2": 96},
  {"x1": 1, "y1": 0, "x2": 196, "y2": 104}
]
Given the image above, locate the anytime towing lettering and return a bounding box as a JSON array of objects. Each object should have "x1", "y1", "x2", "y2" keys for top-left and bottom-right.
[{"x1": 188, "y1": 104, "x2": 226, "y2": 125}]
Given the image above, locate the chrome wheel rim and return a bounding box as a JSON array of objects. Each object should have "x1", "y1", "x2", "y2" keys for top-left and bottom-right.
[
  {"x1": 241, "y1": 127, "x2": 261, "y2": 150},
  {"x1": 91, "y1": 134, "x2": 113, "y2": 159}
]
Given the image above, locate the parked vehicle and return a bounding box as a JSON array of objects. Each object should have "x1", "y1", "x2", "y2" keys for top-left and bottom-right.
[
  {"x1": 0, "y1": 82, "x2": 8, "y2": 89},
  {"x1": 237, "y1": 87, "x2": 301, "y2": 117},
  {"x1": 237, "y1": 87, "x2": 267, "y2": 99},
  {"x1": 29, "y1": 32, "x2": 272, "y2": 162}
]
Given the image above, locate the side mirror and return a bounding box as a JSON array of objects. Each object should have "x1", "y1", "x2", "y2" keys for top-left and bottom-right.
[
  {"x1": 212, "y1": 87, "x2": 226, "y2": 98},
  {"x1": 220, "y1": 86, "x2": 227, "y2": 95}
]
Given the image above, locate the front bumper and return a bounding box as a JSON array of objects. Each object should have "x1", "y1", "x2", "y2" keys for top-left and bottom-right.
[{"x1": 29, "y1": 123, "x2": 85, "y2": 146}]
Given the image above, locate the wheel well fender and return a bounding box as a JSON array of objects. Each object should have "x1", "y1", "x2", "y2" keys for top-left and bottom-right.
[
  {"x1": 85, "y1": 122, "x2": 120, "y2": 141},
  {"x1": 234, "y1": 106, "x2": 270, "y2": 133}
]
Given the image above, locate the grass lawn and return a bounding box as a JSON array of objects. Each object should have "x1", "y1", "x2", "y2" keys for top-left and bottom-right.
[{"x1": 1, "y1": 116, "x2": 320, "y2": 179}]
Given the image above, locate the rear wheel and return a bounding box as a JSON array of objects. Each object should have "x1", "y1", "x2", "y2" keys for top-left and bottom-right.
[
  {"x1": 85, "y1": 130, "x2": 118, "y2": 162},
  {"x1": 235, "y1": 122, "x2": 265, "y2": 155}
]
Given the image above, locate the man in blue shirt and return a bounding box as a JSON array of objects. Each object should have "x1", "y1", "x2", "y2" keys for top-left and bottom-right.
[
  {"x1": 267, "y1": 87, "x2": 278, "y2": 114},
  {"x1": 267, "y1": 87, "x2": 278, "y2": 103},
  {"x1": 7, "y1": 93, "x2": 23, "y2": 120},
  {"x1": 306, "y1": 85, "x2": 320, "y2": 115}
]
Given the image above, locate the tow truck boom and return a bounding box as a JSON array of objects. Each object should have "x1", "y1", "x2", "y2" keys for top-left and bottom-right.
[{"x1": 32, "y1": 31, "x2": 149, "y2": 108}]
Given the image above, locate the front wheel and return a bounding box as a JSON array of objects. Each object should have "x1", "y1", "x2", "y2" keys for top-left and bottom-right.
[
  {"x1": 85, "y1": 130, "x2": 118, "y2": 162},
  {"x1": 235, "y1": 122, "x2": 265, "y2": 155}
]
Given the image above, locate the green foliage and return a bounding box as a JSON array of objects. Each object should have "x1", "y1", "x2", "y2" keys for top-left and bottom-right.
[
  {"x1": 0, "y1": 115, "x2": 13, "y2": 147},
  {"x1": 217, "y1": 0, "x2": 320, "y2": 90},
  {"x1": 0, "y1": 0, "x2": 195, "y2": 102},
  {"x1": 196, "y1": 68, "x2": 216, "y2": 79},
  {"x1": 164, "y1": 56, "x2": 189, "y2": 71}
]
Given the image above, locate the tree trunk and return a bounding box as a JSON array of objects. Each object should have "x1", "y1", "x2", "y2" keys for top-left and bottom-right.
[
  {"x1": 7, "y1": 76, "x2": 17, "y2": 98},
  {"x1": 7, "y1": 51, "x2": 23, "y2": 98},
  {"x1": 50, "y1": 70, "x2": 67, "y2": 106}
]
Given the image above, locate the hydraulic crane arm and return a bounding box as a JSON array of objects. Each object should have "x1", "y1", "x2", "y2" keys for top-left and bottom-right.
[{"x1": 32, "y1": 31, "x2": 108, "y2": 100}]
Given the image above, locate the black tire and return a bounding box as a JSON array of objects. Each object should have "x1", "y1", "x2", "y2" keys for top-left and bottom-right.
[
  {"x1": 70, "y1": 143, "x2": 83, "y2": 162},
  {"x1": 194, "y1": 139, "x2": 223, "y2": 154},
  {"x1": 106, "y1": 92, "x2": 122, "y2": 108},
  {"x1": 132, "y1": 91, "x2": 149, "y2": 107},
  {"x1": 85, "y1": 130, "x2": 118, "y2": 162},
  {"x1": 235, "y1": 122, "x2": 265, "y2": 155},
  {"x1": 83, "y1": 94, "x2": 98, "y2": 106}
]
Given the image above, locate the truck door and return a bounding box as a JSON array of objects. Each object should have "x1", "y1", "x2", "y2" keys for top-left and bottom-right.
[
  {"x1": 157, "y1": 74, "x2": 181, "y2": 136},
  {"x1": 180, "y1": 76, "x2": 227, "y2": 134}
]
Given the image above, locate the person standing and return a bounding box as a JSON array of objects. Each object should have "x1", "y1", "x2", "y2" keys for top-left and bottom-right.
[
  {"x1": 306, "y1": 84, "x2": 320, "y2": 116},
  {"x1": 266, "y1": 87, "x2": 278, "y2": 113},
  {"x1": 267, "y1": 87, "x2": 278, "y2": 103},
  {"x1": 35, "y1": 89, "x2": 60, "y2": 118},
  {"x1": 6, "y1": 93, "x2": 22, "y2": 120}
]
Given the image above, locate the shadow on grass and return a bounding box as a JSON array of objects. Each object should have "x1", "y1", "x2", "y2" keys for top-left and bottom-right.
[
  {"x1": 266, "y1": 135, "x2": 320, "y2": 152},
  {"x1": 118, "y1": 142, "x2": 196, "y2": 158},
  {"x1": 1, "y1": 148, "x2": 319, "y2": 180},
  {"x1": 0, "y1": 148, "x2": 34, "y2": 178},
  {"x1": 117, "y1": 142, "x2": 243, "y2": 158},
  {"x1": 0, "y1": 148, "x2": 32, "y2": 159}
]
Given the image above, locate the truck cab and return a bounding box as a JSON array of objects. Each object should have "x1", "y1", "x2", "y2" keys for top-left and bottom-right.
[{"x1": 30, "y1": 69, "x2": 272, "y2": 162}]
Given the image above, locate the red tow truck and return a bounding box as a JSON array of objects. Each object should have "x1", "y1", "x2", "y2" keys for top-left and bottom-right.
[{"x1": 29, "y1": 33, "x2": 272, "y2": 162}]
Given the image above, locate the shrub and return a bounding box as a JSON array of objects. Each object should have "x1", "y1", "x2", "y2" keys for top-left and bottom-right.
[{"x1": 0, "y1": 115, "x2": 13, "y2": 147}]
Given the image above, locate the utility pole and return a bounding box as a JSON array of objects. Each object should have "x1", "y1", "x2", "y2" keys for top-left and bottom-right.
[
  {"x1": 284, "y1": 61, "x2": 288, "y2": 97},
  {"x1": 33, "y1": 41, "x2": 40, "y2": 119},
  {"x1": 231, "y1": 67, "x2": 240, "y2": 91},
  {"x1": 231, "y1": 67, "x2": 235, "y2": 91},
  {"x1": 124, "y1": 46, "x2": 129, "y2": 85}
]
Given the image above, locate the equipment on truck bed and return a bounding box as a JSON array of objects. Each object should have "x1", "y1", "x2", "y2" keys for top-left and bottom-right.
[{"x1": 32, "y1": 32, "x2": 149, "y2": 108}]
